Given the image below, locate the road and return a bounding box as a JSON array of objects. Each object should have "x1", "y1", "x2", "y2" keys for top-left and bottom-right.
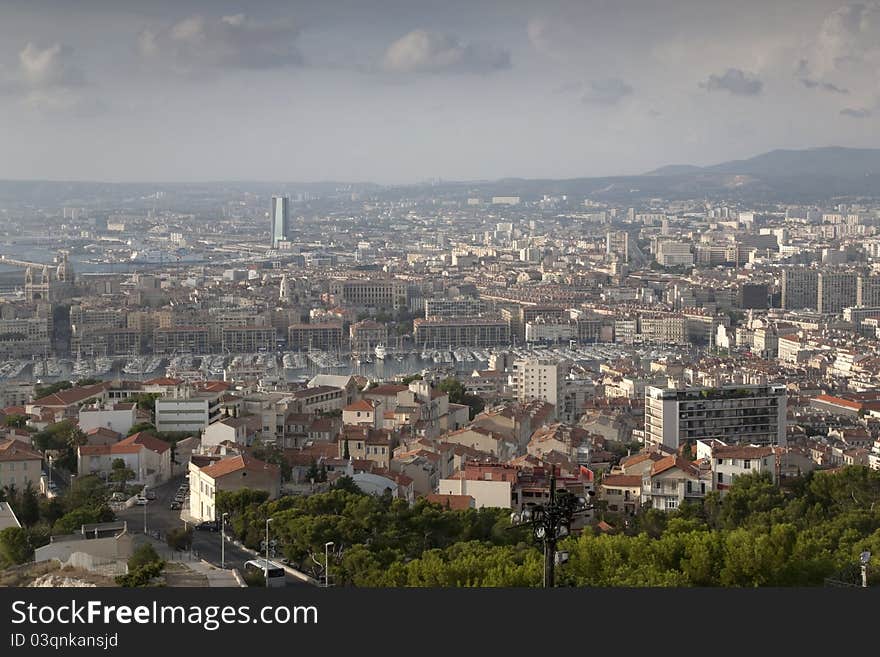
[{"x1": 116, "y1": 475, "x2": 308, "y2": 587}]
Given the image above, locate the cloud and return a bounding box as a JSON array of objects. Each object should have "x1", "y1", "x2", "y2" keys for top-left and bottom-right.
[
  {"x1": 799, "y1": 77, "x2": 849, "y2": 94},
  {"x1": 527, "y1": 17, "x2": 583, "y2": 63},
  {"x1": 811, "y1": 2, "x2": 880, "y2": 75},
  {"x1": 581, "y1": 78, "x2": 633, "y2": 106},
  {"x1": 840, "y1": 107, "x2": 872, "y2": 118},
  {"x1": 700, "y1": 68, "x2": 763, "y2": 96},
  {"x1": 138, "y1": 14, "x2": 303, "y2": 72},
  {"x1": 382, "y1": 30, "x2": 510, "y2": 74},
  {"x1": 0, "y1": 42, "x2": 99, "y2": 114}
]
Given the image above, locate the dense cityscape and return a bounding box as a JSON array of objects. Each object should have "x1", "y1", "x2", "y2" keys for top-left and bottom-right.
[
  {"x1": 2, "y1": 1, "x2": 880, "y2": 596},
  {"x1": 0, "y1": 164, "x2": 879, "y2": 588}
]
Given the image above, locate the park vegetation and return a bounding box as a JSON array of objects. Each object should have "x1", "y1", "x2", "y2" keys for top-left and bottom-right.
[{"x1": 217, "y1": 467, "x2": 880, "y2": 587}]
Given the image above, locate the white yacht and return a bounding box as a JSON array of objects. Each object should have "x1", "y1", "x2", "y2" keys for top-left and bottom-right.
[{"x1": 374, "y1": 344, "x2": 387, "y2": 360}]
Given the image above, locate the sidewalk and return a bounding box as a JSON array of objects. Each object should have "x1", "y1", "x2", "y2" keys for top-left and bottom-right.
[
  {"x1": 133, "y1": 533, "x2": 244, "y2": 587},
  {"x1": 187, "y1": 560, "x2": 245, "y2": 587}
]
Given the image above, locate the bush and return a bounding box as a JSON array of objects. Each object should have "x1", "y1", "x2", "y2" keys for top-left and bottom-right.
[
  {"x1": 116, "y1": 560, "x2": 164, "y2": 587},
  {"x1": 0, "y1": 527, "x2": 32, "y2": 566},
  {"x1": 128, "y1": 543, "x2": 161, "y2": 571},
  {"x1": 167, "y1": 527, "x2": 193, "y2": 551}
]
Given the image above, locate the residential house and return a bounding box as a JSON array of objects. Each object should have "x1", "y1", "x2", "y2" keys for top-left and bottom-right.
[
  {"x1": 77, "y1": 431, "x2": 172, "y2": 485},
  {"x1": 641, "y1": 455, "x2": 708, "y2": 511},
  {"x1": 188, "y1": 453, "x2": 281, "y2": 522},
  {"x1": 0, "y1": 439, "x2": 43, "y2": 491},
  {"x1": 599, "y1": 474, "x2": 642, "y2": 515},
  {"x1": 77, "y1": 402, "x2": 137, "y2": 436}
]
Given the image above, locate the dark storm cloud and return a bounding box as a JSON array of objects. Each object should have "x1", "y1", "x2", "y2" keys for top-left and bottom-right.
[
  {"x1": 581, "y1": 78, "x2": 633, "y2": 106},
  {"x1": 701, "y1": 68, "x2": 763, "y2": 96},
  {"x1": 137, "y1": 14, "x2": 304, "y2": 72},
  {"x1": 382, "y1": 30, "x2": 510, "y2": 74}
]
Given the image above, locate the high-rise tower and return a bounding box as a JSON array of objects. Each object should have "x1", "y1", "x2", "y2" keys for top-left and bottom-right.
[{"x1": 270, "y1": 196, "x2": 289, "y2": 248}]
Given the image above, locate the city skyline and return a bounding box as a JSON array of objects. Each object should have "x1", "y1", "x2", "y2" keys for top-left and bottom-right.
[{"x1": 2, "y1": 1, "x2": 880, "y2": 184}]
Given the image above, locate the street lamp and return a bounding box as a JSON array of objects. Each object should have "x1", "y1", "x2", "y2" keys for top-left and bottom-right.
[
  {"x1": 142, "y1": 485, "x2": 148, "y2": 534},
  {"x1": 510, "y1": 473, "x2": 595, "y2": 588},
  {"x1": 265, "y1": 517, "x2": 274, "y2": 588},
  {"x1": 221, "y1": 512, "x2": 229, "y2": 569},
  {"x1": 324, "y1": 541, "x2": 334, "y2": 588}
]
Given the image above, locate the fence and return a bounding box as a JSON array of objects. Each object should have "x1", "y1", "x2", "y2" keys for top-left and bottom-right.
[{"x1": 58, "y1": 552, "x2": 128, "y2": 577}]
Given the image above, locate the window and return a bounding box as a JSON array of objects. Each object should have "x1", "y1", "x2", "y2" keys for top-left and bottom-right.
[
  {"x1": 717, "y1": 473, "x2": 723, "y2": 484},
  {"x1": 743, "y1": 459, "x2": 751, "y2": 469},
  {"x1": 686, "y1": 480, "x2": 692, "y2": 493},
  {"x1": 717, "y1": 458, "x2": 723, "y2": 465},
  {"x1": 665, "y1": 499, "x2": 678, "y2": 509}
]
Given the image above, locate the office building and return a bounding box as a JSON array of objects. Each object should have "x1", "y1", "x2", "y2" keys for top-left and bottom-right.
[{"x1": 270, "y1": 195, "x2": 289, "y2": 248}]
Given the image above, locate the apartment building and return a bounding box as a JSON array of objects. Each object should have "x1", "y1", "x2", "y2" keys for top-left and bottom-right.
[
  {"x1": 288, "y1": 322, "x2": 344, "y2": 351},
  {"x1": 644, "y1": 384, "x2": 787, "y2": 450},
  {"x1": 817, "y1": 271, "x2": 858, "y2": 314},
  {"x1": 781, "y1": 268, "x2": 818, "y2": 311},
  {"x1": 414, "y1": 317, "x2": 510, "y2": 348},
  {"x1": 221, "y1": 326, "x2": 277, "y2": 353},
  {"x1": 153, "y1": 327, "x2": 210, "y2": 354}
]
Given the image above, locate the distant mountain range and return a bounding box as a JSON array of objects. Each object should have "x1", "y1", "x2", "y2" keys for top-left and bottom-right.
[
  {"x1": 440, "y1": 146, "x2": 880, "y2": 203},
  {"x1": 2, "y1": 147, "x2": 880, "y2": 207},
  {"x1": 646, "y1": 147, "x2": 880, "y2": 178}
]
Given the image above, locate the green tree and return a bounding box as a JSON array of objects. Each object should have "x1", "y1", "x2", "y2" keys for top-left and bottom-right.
[
  {"x1": 166, "y1": 527, "x2": 193, "y2": 551},
  {"x1": 127, "y1": 422, "x2": 157, "y2": 436},
  {"x1": 0, "y1": 526, "x2": 31, "y2": 566},
  {"x1": 109, "y1": 458, "x2": 136, "y2": 492},
  {"x1": 14, "y1": 481, "x2": 40, "y2": 527},
  {"x1": 4, "y1": 413, "x2": 27, "y2": 429}
]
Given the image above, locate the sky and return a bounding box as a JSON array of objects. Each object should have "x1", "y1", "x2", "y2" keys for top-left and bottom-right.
[{"x1": 1, "y1": 0, "x2": 880, "y2": 184}]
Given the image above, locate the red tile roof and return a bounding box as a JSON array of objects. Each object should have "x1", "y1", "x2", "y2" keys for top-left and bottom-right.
[
  {"x1": 200, "y1": 454, "x2": 280, "y2": 479},
  {"x1": 0, "y1": 439, "x2": 42, "y2": 462},
  {"x1": 32, "y1": 383, "x2": 109, "y2": 407},
  {"x1": 601, "y1": 474, "x2": 643, "y2": 488},
  {"x1": 425, "y1": 494, "x2": 474, "y2": 510}
]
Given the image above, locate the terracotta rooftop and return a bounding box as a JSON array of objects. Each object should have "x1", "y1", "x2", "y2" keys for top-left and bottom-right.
[{"x1": 200, "y1": 454, "x2": 280, "y2": 479}]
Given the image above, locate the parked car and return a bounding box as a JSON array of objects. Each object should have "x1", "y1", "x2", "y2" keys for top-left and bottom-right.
[
  {"x1": 135, "y1": 496, "x2": 148, "y2": 506},
  {"x1": 145, "y1": 490, "x2": 156, "y2": 500},
  {"x1": 194, "y1": 521, "x2": 218, "y2": 532},
  {"x1": 169, "y1": 501, "x2": 182, "y2": 510}
]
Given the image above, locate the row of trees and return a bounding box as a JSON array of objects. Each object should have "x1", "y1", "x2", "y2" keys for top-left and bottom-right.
[{"x1": 216, "y1": 467, "x2": 880, "y2": 587}]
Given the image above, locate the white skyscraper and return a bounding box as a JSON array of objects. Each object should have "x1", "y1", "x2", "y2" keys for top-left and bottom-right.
[{"x1": 271, "y1": 196, "x2": 289, "y2": 248}]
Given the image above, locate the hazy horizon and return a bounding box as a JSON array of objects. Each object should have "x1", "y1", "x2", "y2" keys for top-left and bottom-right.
[{"x1": 2, "y1": 1, "x2": 880, "y2": 184}]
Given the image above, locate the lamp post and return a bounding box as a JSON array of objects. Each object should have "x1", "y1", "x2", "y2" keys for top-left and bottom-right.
[
  {"x1": 47, "y1": 455, "x2": 53, "y2": 492},
  {"x1": 221, "y1": 512, "x2": 229, "y2": 569},
  {"x1": 324, "y1": 541, "x2": 334, "y2": 588},
  {"x1": 510, "y1": 473, "x2": 595, "y2": 588},
  {"x1": 142, "y1": 485, "x2": 148, "y2": 534},
  {"x1": 264, "y1": 517, "x2": 274, "y2": 588}
]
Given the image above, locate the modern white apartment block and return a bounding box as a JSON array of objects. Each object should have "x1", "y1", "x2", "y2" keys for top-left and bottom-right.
[
  {"x1": 644, "y1": 384, "x2": 787, "y2": 450},
  {"x1": 511, "y1": 358, "x2": 568, "y2": 418}
]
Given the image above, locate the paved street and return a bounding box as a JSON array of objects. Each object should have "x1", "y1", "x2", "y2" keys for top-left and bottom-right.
[{"x1": 116, "y1": 475, "x2": 308, "y2": 587}]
